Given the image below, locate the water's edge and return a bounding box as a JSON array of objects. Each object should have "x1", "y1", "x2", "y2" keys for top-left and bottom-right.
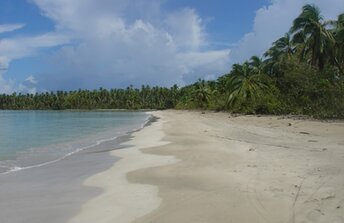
[{"x1": 0, "y1": 112, "x2": 154, "y2": 175}]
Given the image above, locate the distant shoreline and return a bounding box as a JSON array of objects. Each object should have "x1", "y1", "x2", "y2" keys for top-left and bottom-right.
[
  {"x1": 1, "y1": 108, "x2": 343, "y2": 122},
  {"x1": 0, "y1": 108, "x2": 158, "y2": 112}
]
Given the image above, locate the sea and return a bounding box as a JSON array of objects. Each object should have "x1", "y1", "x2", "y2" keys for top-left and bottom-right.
[{"x1": 0, "y1": 110, "x2": 150, "y2": 174}]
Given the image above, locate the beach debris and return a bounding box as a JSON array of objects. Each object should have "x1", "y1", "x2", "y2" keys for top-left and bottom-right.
[
  {"x1": 201, "y1": 111, "x2": 206, "y2": 114},
  {"x1": 321, "y1": 195, "x2": 336, "y2": 200},
  {"x1": 308, "y1": 140, "x2": 318, "y2": 142},
  {"x1": 315, "y1": 209, "x2": 325, "y2": 215},
  {"x1": 270, "y1": 187, "x2": 284, "y2": 192},
  {"x1": 337, "y1": 205, "x2": 341, "y2": 209},
  {"x1": 322, "y1": 148, "x2": 327, "y2": 151},
  {"x1": 305, "y1": 198, "x2": 319, "y2": 203},
  {"x1": 288, "y1": 123, "x2": 292, "y2": 126},
  {"x1": 299, "y1": 131, "x2": 310, "y2": 134},
  {"x1": 249, "y1": 148, "x2": 255, "y2": 152}
]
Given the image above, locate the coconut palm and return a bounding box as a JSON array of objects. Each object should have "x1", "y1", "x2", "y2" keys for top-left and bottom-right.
[
  {"x1": 264, "y1": 34, "x2": 295, "y2": 77},
  {"x1": 274, "y1": 33, "x2": 295, "y2": 58},
  {"x1": 290, "y1": 4, "x2": 335, "y2": 71},
  {"x1": 331, "y1": 13, "x2": 344, "y2": 75},
  {"x1": 249, "y1": 56, "x2": 265, "y2": 75},
  {"x1": 226, "y1": 62, "x2": 269, "y2": 107},
  {"x1": 192, "y1": 79, "x2": 213, "y2": 108}
]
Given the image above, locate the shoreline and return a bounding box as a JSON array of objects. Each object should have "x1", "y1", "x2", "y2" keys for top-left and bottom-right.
[
  {"x1": 0, "y1": 111, "x2": 152, "y2": 175},
  {"x1": 1, "y1": 110, "x2": 344, "y2": 222},
  {"x1": 0, "y1": 111, "x2": 153, "y2": 223},
  {"x1": 70, "y1": 110, "x2": 344, "y2": 223},
  {"x1": 0, "y1": 135, "x2": 120, "y2": 223},
  {"x1": 68, "y1": 111, "x2": 178, "y2": 223}
]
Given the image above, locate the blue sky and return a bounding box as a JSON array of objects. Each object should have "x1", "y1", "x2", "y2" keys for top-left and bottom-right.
[{"x1": 0, "y1": 0, "x2": 343, "y2": 93}]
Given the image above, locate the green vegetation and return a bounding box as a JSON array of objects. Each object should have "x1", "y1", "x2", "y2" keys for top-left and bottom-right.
[{"x1": 1, "y1": 5, "x2": 343, "y2": 118}]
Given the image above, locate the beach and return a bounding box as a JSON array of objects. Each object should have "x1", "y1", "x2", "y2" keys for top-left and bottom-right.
[
  {"x1": 1, "y1": 110, "x2": 344, "y2": 223},
  {"x1": 71, "y1": 110, "x2": 344, "y2": 223}
]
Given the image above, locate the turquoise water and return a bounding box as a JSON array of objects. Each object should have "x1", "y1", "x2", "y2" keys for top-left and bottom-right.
[{"x1": 0, "y1": 111, "x2": 149, "y2": 173}]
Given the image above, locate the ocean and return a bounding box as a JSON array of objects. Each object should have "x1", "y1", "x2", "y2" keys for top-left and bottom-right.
[{"x1": 0, "y1": 110, "x2": 149, "y2": 174}]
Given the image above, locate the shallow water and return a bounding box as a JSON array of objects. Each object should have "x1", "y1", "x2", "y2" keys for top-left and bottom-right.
[{"x1": 0, "y1": 110, "x2": 149, "y2": 173}]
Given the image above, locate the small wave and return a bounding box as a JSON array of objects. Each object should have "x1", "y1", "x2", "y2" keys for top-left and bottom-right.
[
  {"x1": 0, "y1": 135, "x2": 120, "y2": 175},
  {"x1": 0, "y1": 113, "x2": 152, "y2": 175}
]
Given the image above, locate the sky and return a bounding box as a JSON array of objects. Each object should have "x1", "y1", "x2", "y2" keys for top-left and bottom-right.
[{"x1": 0, "y1": 0, "x2": 344, "y2": 93}]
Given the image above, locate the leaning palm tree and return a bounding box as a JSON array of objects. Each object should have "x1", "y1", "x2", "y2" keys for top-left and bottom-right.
[
  {"x1": 264, "y1": 45, "x2": 284, "y2": 77},
  {"x1": 290, "y1": 4, "x2": 335, "y2": 71},
  {"x1": 249, "y1": 56, "x2": 265, "y2": 75},
  {"x1": 263, "y1": 34, "x2": 295, "y2": 77},
  {"x1": 273, "y1": 33, "x2": 296, "y2": 58},
  {"x1": 226, "y1": 62, "x2": 270, "y2": 107}
]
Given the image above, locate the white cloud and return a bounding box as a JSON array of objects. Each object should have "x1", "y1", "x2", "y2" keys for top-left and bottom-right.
[
  {"x1": 0, "y1": 31, "x2": 65, "y2": 94},
  {"x1": 0, "y1": 24, "x2": 25, "y2": 34},
  {"x1": 177, "y1": 49, "x2": 230, "y2": 82},
  {"x1": 19, "y1": 74, "x2": 38, "y2": 94},
  {"x1": 0, "y1": 74, "x2": 14, "y2": 94},
  {"x1": 165, "y1": 8, "x2": 205, "y2": 50},
  {"x1": 0, "y1": 72, "x2": 39, "y2": 94},
  {"x1": 0, "y1": 33, "x2": 70, "y2": 68},
  {"x1": 3, "y1": 0, "x2": 343, "y2": 92},
  {"x1": 230, "y1": 0, "x2": 344, "y2": 63},
  {"x1": 25, "y1": 75, "x2": 38, "y2": 85},
  {"x1": 27, "y1": 0, "x2": 231, "y2": 90}
]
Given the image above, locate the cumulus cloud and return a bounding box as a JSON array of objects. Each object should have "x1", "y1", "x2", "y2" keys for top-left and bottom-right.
[
  {"x1": 0, "y1": 74, "x2": 38, "y2": 94},
  {"x1": 0, "y1": 32, "x2": 70, "y2": 93},
  {"x1": 165, "y1": 8, "x2": 205, "y2": 50},
  {"x1": 2, "y1": 0, "x2": 343, "y2": 93},
  {"x1": 0, "y1": 75, "x2": 14, "y2": 94},
  {"x1": 0, "y1": 33, "x2": 70, "y2": 69},
  {"x1": 230, "y1": 0, "x2": 344, "y2": 63},
  {"x1": 27, "y1": 0, "x2": 231, "y2": 90},
  {"x1": 19, "y1": 75, "x2": 39, "y2": 94},
  {"x1": 0, "y1": 24, "x2": 25, "y2": 34}
]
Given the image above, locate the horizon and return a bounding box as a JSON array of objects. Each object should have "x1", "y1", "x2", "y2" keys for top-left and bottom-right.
[{"x1": 1, "y1": 0, "x2": 344, "y2": 93}]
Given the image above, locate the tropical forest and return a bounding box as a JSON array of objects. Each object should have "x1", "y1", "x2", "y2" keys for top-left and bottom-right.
[{"x1": 1, "y1": 5, "x2": 344, "y2": 118}]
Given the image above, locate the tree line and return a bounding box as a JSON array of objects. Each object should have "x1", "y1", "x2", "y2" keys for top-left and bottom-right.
[{"x1": 1, "y1": 5, "x2": 344, "y2": 118}]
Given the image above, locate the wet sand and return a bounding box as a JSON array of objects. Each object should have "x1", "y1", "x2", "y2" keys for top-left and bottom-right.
[{"x1": 0, "y1": 137, "x2": 125, "y2": 223}]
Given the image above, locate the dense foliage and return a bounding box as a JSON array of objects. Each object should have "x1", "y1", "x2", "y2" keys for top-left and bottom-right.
[
  {"x1": 1, "y1": 5, "x2": 343, "y2": 118},
  {"x1": 0, "y1": 86, "x2": 180, "y2": 110}
]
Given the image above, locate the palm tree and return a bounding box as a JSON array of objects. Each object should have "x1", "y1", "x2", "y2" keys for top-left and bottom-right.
[
  {"x1": 273, "y1": 33, "x2": 295, "y2": 58},
  {"x1": 263, "y1": 34, "x2": 295, "y2": 77},
  {"x1": 249, "y1": 56, "x2": 265, "y2": 75},
  {"x1": 290, "y1": 4, "x2": 335, "y2": 71},
  {"x1": 192, "y1": 79, "x2": 213, "y2": 108},
  {"x1": 226, "y1": 62, "x2": 269, "y2": 107},
  {"x1": 331, "y1": 13, "x2": 344, "y2": 75}
]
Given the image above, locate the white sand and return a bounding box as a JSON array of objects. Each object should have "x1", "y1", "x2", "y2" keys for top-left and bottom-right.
[
  {"x1": 68, "y1": 113, "x2": 178, "y2": 223},
  {"x1": 70, "y1": 110, "x2": 344, "y2": 223}
]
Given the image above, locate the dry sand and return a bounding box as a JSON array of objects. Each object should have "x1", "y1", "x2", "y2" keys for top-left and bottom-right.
[{"x1": 71, "y1": 110, "x2": 344, "y2": 223}]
